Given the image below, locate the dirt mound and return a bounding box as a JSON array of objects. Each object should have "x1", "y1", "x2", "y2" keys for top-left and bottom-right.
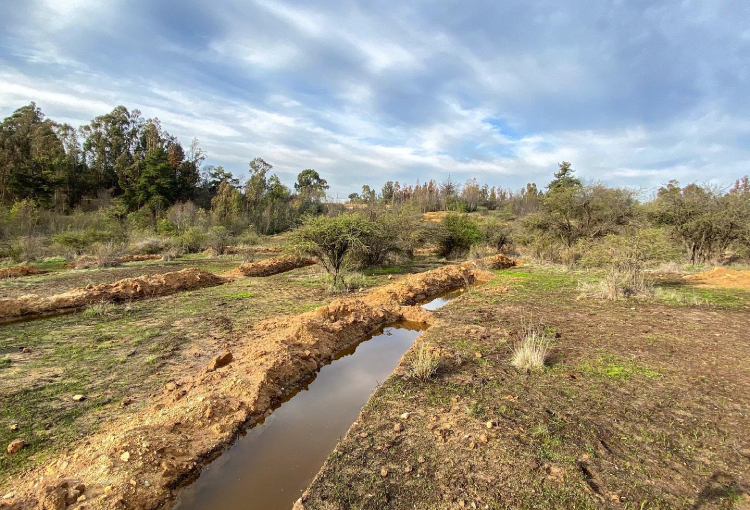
[
  {"x1": 0, "y1": 265, "x2": 47, "y2": 279},
  {"x1": 479, "y1": 253, "x2": 516, "y2": 270},
  {"x1": 64, "y1": 254, "x2": 167, "y2": 269},
  {"x1": 224, "y1": 256, "x2": 316, "y2": 278},
  {"x1": 119, "y1": 254, "x2": 164, "y2": 263},
  {"x1": 2, "y1": 257, "x2": 514, "y2": 509},
  {"x1": 0, "y1": 268, "x2": 227, "y2": 320},
  {"x1": 683, "y1": 267, "x2": 750, "y2": 290}
]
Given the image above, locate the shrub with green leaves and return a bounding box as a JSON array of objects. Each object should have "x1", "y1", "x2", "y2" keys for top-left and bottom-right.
[
  {"x1": 293, "y1": 213, "x2": 380, "y2": 289},
  {"x1": 436, "y1": 214, "x2": 481, "y2": 256}
]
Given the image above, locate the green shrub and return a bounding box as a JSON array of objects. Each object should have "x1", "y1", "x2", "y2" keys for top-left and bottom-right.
[
  {"x1": 176, "y1": 226, "x2": 208, "y2": 253},
  {"x1": 436, "y1": 214, "x2": 481, "y2": 256}
]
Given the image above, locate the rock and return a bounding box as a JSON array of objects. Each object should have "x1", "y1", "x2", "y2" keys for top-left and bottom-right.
[
  {"x1": 9, "y1": 423, "x2": 18, "y2": 431},
  {"x1": 479, "y1": 434, "x2": 488, "y2": 443},
  {"x1": 72, "y1": 394, "x2": 86, "y2": 402},
  {"x1": 393, "y1": 423, "x2": 403, "y2": 433},
  {"x1": 104, "y1": 486, "x2": 113, "y2": 494},
  {"x1": 65, "y1": 489, "x2": 81, "y2": 505},
  {"x1": 404, "y1": 465, "x2": 413, "y2": 473},
  {"x1": 165, "y1": 382, "x2": 177, "y2": 391},
  {"x1": 77, "y1": 495, "x2": 87, "y2": 502},
  {"x1": 469, "y1": 441, "x2": 476, "y2": 449},
  {"x1": 21, "y1": 347, "x2": 31, "y2": 353},
  {"x1": 485, "y1": 420, "x2": 494, "y2": 429},
  {"x1": 38, "y1": 486, "x2": 67, "y2": 510},
  {"x1": 6, "y1": 438, "x2": 25, "y2": 454},
  {"x1": 359, "y1": 432, "x2": 368, "y2": 438},
  {"x1": 387, "y1": 275, "x2": 394, "y2": 280},
  {"x1": 400, "y1": 412, "x2": 410, "y2": 420},
  {"x1": 474, "y1": 352, "x2": 483, "y2": 359},
  {"x1": 207, "y1": 351, "x2": 233, "y2": 371},
  {"x1": 380, "y1": 468, "x2": 388, "y2": 477},
  {"x1": 120, "y1": 451, "x2": 131, "y2": 462},
  {"x1": 418, "y1": 456, "x2": 426, "y2": 464}
]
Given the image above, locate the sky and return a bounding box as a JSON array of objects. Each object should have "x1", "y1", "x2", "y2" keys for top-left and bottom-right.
[{"x1": 1, "y1": 0, "x2": 749, "y2": 197}]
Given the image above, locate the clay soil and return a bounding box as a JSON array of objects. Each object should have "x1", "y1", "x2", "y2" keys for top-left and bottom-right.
[
  {"x1": 0, "y1": 259, "x2": 493, "y2": 509},
  {"x1": 299, "y1": 267, "x2": 750, "y2": 509},
  {"x1": 684, "y1": 267, "x2": 750, "y2": 290},
  {"x1": 0, "y1": 266, "x2": 47, "y2": 280},
  {"x1": 0, "y1": 269, "x2": 227, "y2": 320},
  {"x1": 224, "y1": 256, "x2": 316, "y2": 278}
]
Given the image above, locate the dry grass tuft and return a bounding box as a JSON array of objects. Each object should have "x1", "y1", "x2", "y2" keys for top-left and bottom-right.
[
  {"x1": 511, "y1": 325, "x2": 550, "y2": 372},
  {"x1": 408, "y1": 342, "x2": 441, "y2": 381}
]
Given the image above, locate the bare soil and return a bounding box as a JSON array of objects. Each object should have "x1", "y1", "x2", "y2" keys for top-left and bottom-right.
[
  {"x1": 0, "y1": 260, "x2": 494, "y2": 509},
  {"x1": 0, "y1": 269, "x2": 227, "y2": 319},
  {"x1": 299, "y1": 267, "x2": 750, "y2": 509}
]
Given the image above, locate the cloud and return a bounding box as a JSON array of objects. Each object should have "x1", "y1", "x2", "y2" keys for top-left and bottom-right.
[{"x1": 0, "y1": 0, "x2": 748, "y2": 196}]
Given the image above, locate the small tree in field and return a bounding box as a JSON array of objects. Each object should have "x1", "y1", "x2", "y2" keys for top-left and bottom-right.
[{"x1": 293, "y1": 214, "x2": 380, "y2": 289}]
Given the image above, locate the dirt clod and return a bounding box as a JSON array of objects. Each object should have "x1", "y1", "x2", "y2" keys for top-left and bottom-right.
[
  {"x1": 6, "y1": 438, "x2": 25, "y2": 454},
  {"x1": 0, "y1": 265, "x2": 47, "y2": 279},
  {"x1": 206, "y1": 351, "x2": 233, "y2": 371}
]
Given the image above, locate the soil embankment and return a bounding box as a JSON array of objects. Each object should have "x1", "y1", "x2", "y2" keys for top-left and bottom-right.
[
  {"x1": 0, "y1": 266, "x2": 47, "y2": 279},
  {"x1": 0, "y1": 268, "x2": 227, "y2": 320},
  {"x1": 224, "y1": 256, "x2": 316, "y2": 278},
  {"x1": 2, "y1": 257, "x2": 513, "y2": 509}
]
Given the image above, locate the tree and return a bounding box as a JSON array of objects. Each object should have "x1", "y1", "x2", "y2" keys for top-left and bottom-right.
[
  {"x1": 293, "y1": 214, "x2": 379, "y2": 289},
  {"x1": 0, "y1": 103, "x2": 65, "y2": 206},
  {"x1": 295, "y1": 169, "x2": 329, "y2": 202},
  {"x1": 650, "y1": 180, "x2": 750, "y2": 263},
  {"x1": 136, "y1": 148, "x2": 176, "y2": 218},
  {"x1": 547, "y1": 161, "x2": 581, "y2": 191}
]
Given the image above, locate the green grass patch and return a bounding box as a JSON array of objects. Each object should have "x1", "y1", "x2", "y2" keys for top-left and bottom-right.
[
  {"x1": 225, "y1": 291, "x2": 256, "y2": 299},
  {"x1": 579, "y1": 356, "x2": 662, "y2": 380}
]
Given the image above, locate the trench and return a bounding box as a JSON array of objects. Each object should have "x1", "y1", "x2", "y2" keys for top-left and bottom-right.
[{"x1": 172, "y1": 292, "x2": 459, "y2": 510}]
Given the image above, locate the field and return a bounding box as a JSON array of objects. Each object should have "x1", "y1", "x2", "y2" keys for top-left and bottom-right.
[{"x1": 1, "y1": 255, "x2": 749, "y2": 509}]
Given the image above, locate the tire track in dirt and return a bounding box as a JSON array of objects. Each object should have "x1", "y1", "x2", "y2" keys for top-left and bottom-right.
[{"x1": 2, "y1": 255, "x2": 515, "y2": 510}]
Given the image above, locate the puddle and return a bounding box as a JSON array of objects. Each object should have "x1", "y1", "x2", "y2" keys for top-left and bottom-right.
[{"x1": 173, "y1": 292, "x2": 460, "y2": 510}]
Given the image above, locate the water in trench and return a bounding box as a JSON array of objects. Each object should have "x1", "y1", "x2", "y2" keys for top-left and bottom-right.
[{"x1": 173, "y1": 292, "x2": 458, "y2": 510}]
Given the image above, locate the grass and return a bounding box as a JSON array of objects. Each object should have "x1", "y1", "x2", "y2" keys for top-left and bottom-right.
[
  {"x1": 579, "y1": 356, "x2": 662, "y2": 380},
  {"x1": 407, "y1": 342, "x2": 440, "y2": 381},
  {"x1": 511, "y1": 329, "x2": 550, "y2": 372}
]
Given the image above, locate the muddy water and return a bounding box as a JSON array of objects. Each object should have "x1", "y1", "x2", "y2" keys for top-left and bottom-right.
[{"x1": 173, "y1": 293, "x2": 458, "y2": 510}]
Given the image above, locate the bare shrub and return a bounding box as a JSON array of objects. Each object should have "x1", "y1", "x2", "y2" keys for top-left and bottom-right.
[
  {"x1": 129, "y1": 236, "x2": 171, "y2": 255},
  {"x1": 408, "y1": 342, "x2": 441, "y2": 381},
  {"x1": 94, "y1": 242, "x2": 124, "y2": 268},
  {"x1": 511, "y1": 324, "x2": 550, "y2": 372}
]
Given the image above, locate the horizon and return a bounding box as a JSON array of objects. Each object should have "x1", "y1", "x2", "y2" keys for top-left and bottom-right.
[{"x1": 1, "y1": 1, "x2": 748, "y2": 196}]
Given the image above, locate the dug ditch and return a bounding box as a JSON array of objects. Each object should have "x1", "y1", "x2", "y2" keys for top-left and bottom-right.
[{"x1": 173, "y1": 292, "x2": 459, "y2": 510}]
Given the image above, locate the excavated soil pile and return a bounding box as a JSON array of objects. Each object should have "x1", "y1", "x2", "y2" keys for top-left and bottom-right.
[
  {"x1": 0, "y1": 265, "x2": 47, "y2": 279},
  {"x1": 1, "y1": 260, "x2": 511, "y2": 510},
  {"x1": 683, "y1": 267, "x2": 750, "y2": 290},
  {"x1": 481, "y1": 253, "x2": 516, "y2": 270},
  {"x1": 64, "y1": 254, "x2": 166, "y2": 269},
  {"x1": 224, "y1": 256, "x2": 315, "y2": 278},
  {"x1": 0, "y1": 268, "x2": 227, "y2": 320}
]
